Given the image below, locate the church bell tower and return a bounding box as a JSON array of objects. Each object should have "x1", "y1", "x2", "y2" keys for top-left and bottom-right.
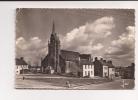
[{"x1": 48, "y1": 21, "x2": 61, "y2": 73}]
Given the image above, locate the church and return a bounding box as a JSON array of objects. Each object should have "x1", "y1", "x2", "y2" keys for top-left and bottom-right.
[
  {"x1": 41, "y1": 22, "x2": 93, "y2": 76},
  {"x1": 41, "y1": 22, "x2": 115, "y2": 78}
]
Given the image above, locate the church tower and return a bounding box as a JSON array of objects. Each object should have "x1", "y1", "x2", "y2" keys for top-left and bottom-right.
[{"x1": 48, "y1": 21, "x2": 61, "y2": 73}]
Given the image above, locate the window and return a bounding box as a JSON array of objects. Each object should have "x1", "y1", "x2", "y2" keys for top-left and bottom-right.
[
  {"x1": 83, "y1": 65, "x2": 85, "y2": 69},
  {"x1": 85, "y1": 71, "x2": 87, "y2": 76},
  {"x1": 112, "y1": 68, "x2": 115, "y2": 71},
  {"x1": 104, "y1": 67, "x2": 108, "y2": 70},
  {"x1": 85, "y1": 65, "x2": 87, "y2": 69},
  {"x1": 89, "y1": 65, "x2": 91, "y2": 69},
  {"x1": 88, "y1": 71, "x2": 90, "y2": 76},
  {"x1": 86, "y1": 65, "x2": 88, "y2": 69},
  {"x1": 91, "y1": 71, "x2": 93, "y2": 75}
]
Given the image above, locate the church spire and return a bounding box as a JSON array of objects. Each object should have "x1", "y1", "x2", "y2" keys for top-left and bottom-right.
[{"x1": 52, "y1": 21, "x2": 55, "y2": 34}]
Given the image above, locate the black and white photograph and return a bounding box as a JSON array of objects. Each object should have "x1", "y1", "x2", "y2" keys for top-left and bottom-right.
[{"x1": 15, "y1": 8, "x2": 135, "y2": 90}]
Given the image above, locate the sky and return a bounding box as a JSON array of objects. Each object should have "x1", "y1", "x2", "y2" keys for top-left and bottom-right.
[{"x1": 15, "y1": 8, "x2": 135, "y2": 66}]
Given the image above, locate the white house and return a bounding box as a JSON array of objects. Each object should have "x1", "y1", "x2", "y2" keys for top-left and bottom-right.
[
  {"x1": 83, "y1": 64, "x2": 94, "y2": 78},
  {"x1": 108, "y1": 67, "x2": 115, "y2": 79},
  {"x1": 107, "y1": 61, "x2": 115, "y2": 79},
  {"x1": 103, "y1": 65, "x2": 108, "y2": 77},
  {"x1": 16, "y1": 57, "x2": 29, "y2": 75},
  {"x1": 100, "y1": 59, "x2": 115, "y2": 79}
]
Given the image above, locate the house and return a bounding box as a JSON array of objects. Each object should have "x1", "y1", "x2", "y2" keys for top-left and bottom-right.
[
  {"x1": 107, "y1": 61, "x2": 115, "y2": 79},
  {"x1": 101, "y1": 60, "x2": 109, "y2": 78},
  {"x1": 79, "y1": 54, "x2": 94, "y2": 78},
  {"x1": 93, "y1": 57, "x2": 103, "y2": 77},
  {"x1": 15, "y1": 57, "x2": 29, "y2": 74},
  {"x1": 97, "y1": 58, "x2": 115, "y2": 79},
  {"x1": 81, "y1": 61, "x2": 94, "y2": 78}
]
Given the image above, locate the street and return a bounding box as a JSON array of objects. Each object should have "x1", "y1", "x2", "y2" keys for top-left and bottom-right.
[{"x1": 15, "y1": 75, "x2": 134, "y2": 90}]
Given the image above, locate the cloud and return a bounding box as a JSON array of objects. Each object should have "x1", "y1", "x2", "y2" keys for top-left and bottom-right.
[
  {"x1": 62, "y1": 16, "x2": 115, "y2": 54},
  {"x1": 85, "y1": 16, "x2": 115, "y2": 36},
  {"x1": 92, "y1": 43, "x2": 104, "y2": 51},
  {"x1": 16, "y1": 36, "x2": 47, "y2": 65},
  {"x1": 105, "y1": 26, "x2": 135, "y2": 64},
  {"x1": 16, "y1": 37, "x2": 28, "y2": 50}
]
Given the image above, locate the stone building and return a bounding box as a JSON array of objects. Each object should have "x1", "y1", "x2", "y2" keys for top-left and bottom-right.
[
  {"x1": 41, "y1": 22, "x2": 64, "y2": 74},
  {"x1": 117, "y1": 63, "x2": 135, "y2": 79},
  {"x1": 93, "y1": 57, "x2": 103, "y2": 77},
  {"x1": 41, "y1": 22, "x2": 81, "y2": 75},
  {"x1": 94, "y1": 58, "x2": 115, "y2": 79}
]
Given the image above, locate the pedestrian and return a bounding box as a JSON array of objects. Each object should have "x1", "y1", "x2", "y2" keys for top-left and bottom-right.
[
  {"x1": 23, "y1": 76, "x2": 25, "y2": 80},
  {"x1": 66, "y1": 81, "x2": 71, "y2": 88}
]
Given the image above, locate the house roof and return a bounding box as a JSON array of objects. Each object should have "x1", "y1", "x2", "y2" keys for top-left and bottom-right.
[
  {"x1": 107, "y1": 63, "x2": 115, "y2": 68},
  {"x1": 100, "y1": 60, "x2": 108, "y2": 66},
  {"x1": 16, "y1": 58, "x2": 28, "y2": 65},
  {"x1": 80, "y1": 59, "x2": 93, "y2": 65}
]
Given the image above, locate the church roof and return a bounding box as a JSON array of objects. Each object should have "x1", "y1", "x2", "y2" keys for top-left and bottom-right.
[
  {"x1": 60, "y1": 50, "x2": 80, "y2": 61},
  {"x1": 41, "y1": 55, "x2": 49, "y2": 65}
]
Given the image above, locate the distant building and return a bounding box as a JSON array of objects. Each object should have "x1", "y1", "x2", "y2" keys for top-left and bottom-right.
[
  {"x1": 119, "y1": 63, "x2": 135, "y2": 79},
  {"x1": 15, "y1": 57, "x2": 29, "y2": 74},
  {"x1": 128, "y1": 63, "x2": 135, "y2": 79},
  {"x1": 30, "y1": 66, "x2": 42, "y2": 73}
]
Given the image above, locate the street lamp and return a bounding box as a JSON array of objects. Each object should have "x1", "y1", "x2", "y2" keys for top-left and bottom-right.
[{"x1": 22, "y1": 65, "x2": 25, "y2": 80}]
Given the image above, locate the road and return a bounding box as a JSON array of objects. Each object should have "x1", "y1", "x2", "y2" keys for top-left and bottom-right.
[
  {"x1": 71, "y1": 79, "x2": 134, "y2": 90},
  {"x1": 15, "y1": 75, "x2": 134, "y2": 90}
]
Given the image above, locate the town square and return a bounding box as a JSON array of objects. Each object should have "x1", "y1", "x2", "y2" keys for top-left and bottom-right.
[{"x1": 15, "y1": 8, "x2": 135, "y2": 90}]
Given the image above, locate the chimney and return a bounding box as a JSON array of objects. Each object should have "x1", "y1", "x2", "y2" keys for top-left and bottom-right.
[
  {"x1": 103, "y1": 60, "x2": 106, "y2": 63},
  {"x1": 95, "y1": 57, "x2": 98, "y2": 61},
  {"x1": 20, "y1": 57, "x2": 24, "y2": 60},
  {"x1": 107, "y1": 60, "x2": 112, "y2": 64},
  {"x1": 100, "y1": 58, "x2": 103, "y2": 61}
]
